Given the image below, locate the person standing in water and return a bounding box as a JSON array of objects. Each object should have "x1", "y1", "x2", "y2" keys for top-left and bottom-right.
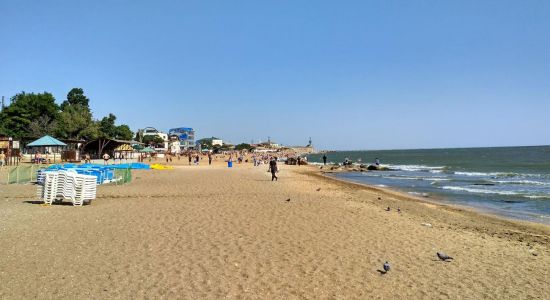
[
  {"x1": 269, "y1": 157, "x2": 278, "y2": 181},
  {"x1": 375, "y1": 158, "x2": 380, "y2": 166}
]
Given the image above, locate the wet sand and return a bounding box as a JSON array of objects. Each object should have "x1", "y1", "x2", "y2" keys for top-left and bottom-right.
[{"x1": 0, "y1": 159, "x2": 549, "y2": 299}]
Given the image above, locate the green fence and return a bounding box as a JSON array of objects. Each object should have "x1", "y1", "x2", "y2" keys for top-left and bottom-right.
[
  {"x1": 5, "y1": 165, "x2": 41, "y2": 184},
  {"x1": 1, "y1": 165, "x2": 132, "y2": 185},
  {"x1": 113, "y1": 168, "x2": 132, "y2": 185}
]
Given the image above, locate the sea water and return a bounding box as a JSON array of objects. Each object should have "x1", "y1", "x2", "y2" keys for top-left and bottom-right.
[{"x1": 307, "y1": 146, "x2": 550, "y2": 224}]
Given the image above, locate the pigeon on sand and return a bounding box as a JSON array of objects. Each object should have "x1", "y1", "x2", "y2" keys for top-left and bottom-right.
[{"x1": 437, "y1": 252, "x2": 454, "y2": 261}]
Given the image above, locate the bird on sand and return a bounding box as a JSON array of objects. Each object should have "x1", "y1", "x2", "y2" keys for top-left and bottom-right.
[
  {"x1": 437, "y1": 252, "x2": 454, "y2": 261},
  {"x1": 383, "y1": 262, "x2": 390, "y2": 272},
  {"x1": 286, "y1": 198, "x2": 291, "y2": 202},
  {"x1": 397, "y1": 207, "x2": 401, "y2": 213},
  {"x1": 385, "y1": 207, "x2": 391, "y2": 211}
]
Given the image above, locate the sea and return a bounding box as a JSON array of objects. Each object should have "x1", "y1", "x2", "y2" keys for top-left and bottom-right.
[{"x1": 307, "y1": 146, "x2": 550, "y2": 224}]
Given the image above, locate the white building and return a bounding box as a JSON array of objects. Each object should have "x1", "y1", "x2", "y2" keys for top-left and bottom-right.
[
  {"x1": 212, "y1": 138, "x2": 223, "y2": 146},
  {"x1": 141, "y1": 127, "x2": 169, "y2": 151}
]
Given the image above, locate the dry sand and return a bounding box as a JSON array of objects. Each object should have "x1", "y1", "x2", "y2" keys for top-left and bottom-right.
[{"x1": 1, "y1": 158, "x2": 549, "y2": 299}]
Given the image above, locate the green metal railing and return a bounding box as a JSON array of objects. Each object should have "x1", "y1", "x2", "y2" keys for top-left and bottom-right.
[
  {"x1": 3, "y1": 165, "x2": 41, "y2": 184},
  {"x1": 1, "y1": 165, "x2": 132, "y2": 185}
]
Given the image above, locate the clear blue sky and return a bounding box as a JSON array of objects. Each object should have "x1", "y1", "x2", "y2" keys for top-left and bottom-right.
[{"x1": 1, "y1": 0, "x2": 549, "y2": 150}]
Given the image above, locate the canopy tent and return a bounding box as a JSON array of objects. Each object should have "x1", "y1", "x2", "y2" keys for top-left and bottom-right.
[
  {"x1": 140, "y1": 147, "x2": 156, "y2": 153},
  {"x1": 27, "y1": 135, "x2": 67, "y2": 147},
  {"x1": 26, "y1": 135, "x2": 67, "y2": 163},
  {"x1": 132, "y1": 144, "x2": 144, "y2": 151},
  {"x1": 114, "y1": 144, "x2": 134, "y2": 151}
]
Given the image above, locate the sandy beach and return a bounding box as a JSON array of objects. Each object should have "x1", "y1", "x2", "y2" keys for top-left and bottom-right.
[{"x1": 1, "y1": 158, "x2": 549, "y2": 299}]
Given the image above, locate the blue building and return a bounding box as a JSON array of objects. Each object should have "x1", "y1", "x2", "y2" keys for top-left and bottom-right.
[{"x1": 168, "y1": 127, "x2": 195, "y2": 150}]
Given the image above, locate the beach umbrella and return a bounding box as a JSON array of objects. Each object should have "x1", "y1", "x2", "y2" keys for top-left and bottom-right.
[
  {"x1": 140, "y1": 147, "x2": 156, "y2": 153},
  {"x1": 115, "y1": 144, "x2": 134, "y2": 151},
  {"x1": 132, "y1": 144, "x2": 144, "y2": 151}
]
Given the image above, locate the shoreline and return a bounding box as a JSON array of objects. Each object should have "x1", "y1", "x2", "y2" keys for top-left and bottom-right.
[
  {"x1": 302, "y1": 166, "x2": 550, "y2": 246},
  {"x1": 315, "y1": 164, "x2": 550, "y2": 226}
]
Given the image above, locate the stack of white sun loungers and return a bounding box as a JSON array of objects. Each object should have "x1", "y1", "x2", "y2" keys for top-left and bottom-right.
[{"x1": 37, "y1": 170, "x2": 97, "y2": 206}]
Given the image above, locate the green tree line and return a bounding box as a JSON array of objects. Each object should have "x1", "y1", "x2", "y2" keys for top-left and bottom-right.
[{"x1": 0, "y1": 88, "x2": 133, "y2": 141}]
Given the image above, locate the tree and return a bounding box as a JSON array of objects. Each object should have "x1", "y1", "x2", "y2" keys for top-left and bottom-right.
[
  {"x1": 235, "y1": 143, "x2": 252, "y2": 151},
  {"x1": 58, "y1": 104, "x2": 96, "y2": 139},
  {"x1": 142, "y1": 135, "x2": 165, "y2": 147},
  {"x1": 115, "y1": 124, "x2": 133, "y2": 140},
  {"x1": 98, "y1": 113, "x2": 117, "y2": 139},
  {"x1": 57, "y1": 88, "x2": 97, "y2": 140},
  {"x1": 0, "y1": 92, "x2": 59, "y2": 139},
  {"x1": 197, "y1": 138, "x2": 213, "y2": 149},
  {"x1": 60, "y1": 88, "x2": 89, "y2": 110},
  {"x1": 94, "y1": 113, "x2": 134, "y2": 153},
  {"x1": 28, "y1": 115, "x2": 58, "y2": 137}
]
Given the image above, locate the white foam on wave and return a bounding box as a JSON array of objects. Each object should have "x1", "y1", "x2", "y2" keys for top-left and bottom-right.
[
  {"x1": 385, "y1": 176, "x2": 421, "y2": 180},
  {"x1": 441, "y1": 186, "x2": 550, "y2": 200},
  {"x1": 408, "y1": 191, "x2": 429, "y2": 197},
  {"x1": 454, "y1": 171, "x2": 544, "y2": 178},
  {"x1": 441, "y1": 186, "x2": 520, "y2": 196},
  {"x1": 492, "y1": 180, "x2": 550, "y2": 186},
  {"x1": 385, "y1": 164, "x2": 446, "y2": 172},
  {"x1": 424, "y1": 178, "x2": 451, "y2": 181},
  {"x1": 524, "y1": 195, "x2": 550, "y2": 199}
]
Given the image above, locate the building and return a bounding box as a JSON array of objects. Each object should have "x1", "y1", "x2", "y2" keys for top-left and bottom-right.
[
  {"x1": 197, "y1": 137, "x2": 223, "y2": 147},
  {"x1": 168, "y1": 127, "x2": 195, "y2": 150},
  {"x1": 140, "y1": 127, "x2": 169, "y2": 151},
  {"x1": 288, "y1": 138, "x2": 316, "y2": 154}
]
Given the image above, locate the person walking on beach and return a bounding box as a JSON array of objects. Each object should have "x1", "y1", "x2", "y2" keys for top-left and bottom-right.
[
  {"x1": 297, "y1": 156, "x2": 301, "y2": 166},
  {"x1": 188, "y1": 153, "x2": 192, "y2": 165},
  {"x1": 269, "y1": 157, "x2": 278, "y2": 181},
  {"x1": 323, "y1": 154, "x2": 327, "y2": 165},
  {"x1": 0, "y1": 151, "x2": 5, "y2": 167},
  {"x1": 208, "y1": 152, "x2": 212, "y2": 165},
  {"x1": 102, "y1": 153, "x2": 110, "y2": 165}
]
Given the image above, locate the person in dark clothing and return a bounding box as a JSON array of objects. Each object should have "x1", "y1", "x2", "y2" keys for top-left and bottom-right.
[
  {"x1": 269, "y1": 157, "x2": 278, "y2": 181},
  {"x1": 322, "y1": 154, "x2": 327, "y2": 165},
  {"x1": 188, "y1": 153, "x2": 192, "y2": 165},
  {"x1": 297, "y1": 156, "x2": 301, "y2": 166}
]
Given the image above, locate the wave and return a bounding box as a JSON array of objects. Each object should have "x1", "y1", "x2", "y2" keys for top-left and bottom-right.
[
  {"x1": 408, "y1": 191, "x2": 430, "y2": 197},
  {"x1": 492, "y1": 180, "x2": 550, "y2": 186},
  {"x1": 441, "y1": 186, "x2": 550, "y2": 199},
  {"x1": 384, "y1": 164, "x2": 447, "y2": 173},
  {"x1": 382, "y1": 176, "x2": 451, "y2": 182},
  {"x1": 441, "y1": 186, "x2": 520, "y2": 196},
  {"x1": 384, "y1": 176, "x2": 421, "y2": 180},
  {"x1": 453, "y1": 171, "x2": 546, "y2": 179},
  {"x1": 524, "y1": 195, "x2": 550, "y2": 199}
]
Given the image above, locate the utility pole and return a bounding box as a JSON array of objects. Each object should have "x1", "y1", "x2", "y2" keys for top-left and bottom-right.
[{"x1": 1, "y1": 96, "x2": 4, "y2": 111}]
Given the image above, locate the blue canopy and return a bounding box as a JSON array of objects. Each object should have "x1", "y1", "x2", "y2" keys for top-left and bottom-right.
[{"x1": 27, "y1": 135, "x2": 67, "y2": 147}]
